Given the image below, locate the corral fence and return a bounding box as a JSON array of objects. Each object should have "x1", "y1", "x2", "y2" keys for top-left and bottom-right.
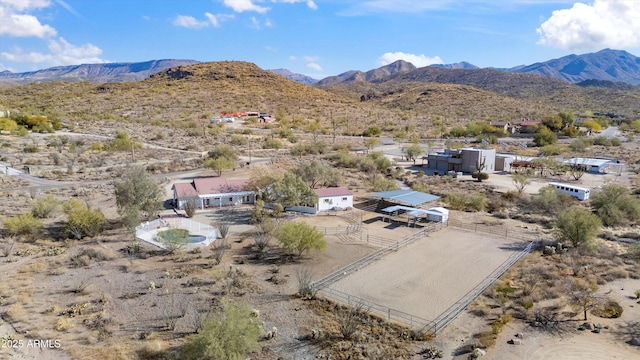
[
  {"x1": 315, "y1": 217, "x2": 539, "y2": 334},
  {"x1": 429, "y1": 239, "x2": 536, "y2": 334},
  {"x1": 317, "y1": 287, "x2": 435, "y2": 331},
  {"x1": 447, "y1": 218, "x2": 539, "y2": 242},
  {"x1": 313, "y1": 221, "x2": 443, "y2": 290}
]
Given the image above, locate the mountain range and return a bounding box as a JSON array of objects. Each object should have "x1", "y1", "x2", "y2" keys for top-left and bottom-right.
[
  {"x1": 2, "y1": 49, "x2": 640, "y2": 88},
  {"x1": 0, "y1": 59, "x2": 199, "y2": 84}
]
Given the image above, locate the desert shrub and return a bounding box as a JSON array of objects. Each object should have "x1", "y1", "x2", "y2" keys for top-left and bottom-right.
[
  {"x1": 555, "y1": 206, "x2": 601, "y2": 248},
  {"x1": 363, "y1": 126, "x2": 381, "y2": 137},
  {"x1": 229, "y1": 135, "x2": 248, "y2": 146},
  {"x1": 296, "y1": 268, "x2": 316, "y2": 299},
  {"x1": 109, "y1": 131, "x2": 142, "y2": 151},
  {"x1": 182, "y1": 301, "x2": 261, "y2": 360},
  {"x1": 592, "y1": 301, "x2": 623, "y2": 318},
  {"x1": 155, "y1": 229, "x2": 189, "y2": 254},
  {"x1": 476, "y1": 331, "x2": 496, "y2": 348},
  {"x1": 591, "y1": 184, "x2": 640, "y2": 226},
  {"x1": 31, "y1": 194, "x2": 60, "y2": 218},
  {"x1": 3, "y1": 212, "x2": 42, "y2": 236},
  {"x1": 63, "y1": 199, "x2": 107, "y2": 239},
  {"x1": 634, "y1": 289, "x2": 640, "y2": 299},
  {"x1": 533, "y1": 126, "x2": 557, "y2": 147},
  {"x1": 328, "y1": 150, "x2": 359, "y2": 168},
  {"x1": 23, "y1": 145, "x2": 39, "y2": 153},
  {"x1": 366, "y1": 174, "x2": 398, "y2": 192},
  {"x1": 539, "y1": 144, "x2": 564, "y2": 156},
  {"x1": 445, "y1": 192, "x2": 487, "y2": 212},
  {"x1": 602, "y1": 268, "x2": 629, "y2": 282},
  {"x1": 569, "y1": 138, "x2": 593, "y2": 151},
  {"x1": 263, "y1": 138, "x2": 283, "y2": 150}
]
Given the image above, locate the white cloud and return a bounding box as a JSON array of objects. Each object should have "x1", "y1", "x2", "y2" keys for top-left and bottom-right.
[
  {"x1": 173, "y1": 15, "x2": 210, "y2": 29},
  {"x1": 264, "y1": 18, "x2": 272, "y2": 27},
  {"x1": 250, "y1": 16, "x2": 260, "y2": 28},
  {"x1": 307, "y1": 62, "x2": 322, "y2": 71},
  {"x1": 537, "y1": 0, "x2": 640, "y2": 50},
  {"x1": 289, "y1": 55, "x2": 297, "y2": 61},
  {"x1": 223, "y1": 0, "x2": 268, "y2": 13},
  {"x1": 0, "y1": 0, "x2": 51, "y2": 12},
  {"x1": 0, "y1": 3, "x2": 57, "y2": 37},
  {"x1": 1, "y1": 37, "x2": 105, "y2": 66},
  {"x1": 273, "y1": 0, "x2": 318, "y2": 10},
  {"x1": 222, "y1": 0, "x2": 317, "y2": 13},
  {"x1": 378, "y1": 52, "x2": 443, "y2": 67},
  {"x1": 174, "y1": 13, "x2": 233, "y2": 29}
]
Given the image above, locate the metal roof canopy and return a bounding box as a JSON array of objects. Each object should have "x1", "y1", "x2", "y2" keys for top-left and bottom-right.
[{"x1": 368, "y1": 190, "x2": 440, "y2": 207}]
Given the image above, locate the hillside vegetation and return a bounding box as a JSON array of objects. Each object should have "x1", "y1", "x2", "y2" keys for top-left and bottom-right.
[{"x1": 2, "y1": 60, "x2": 640, "y2": 138}]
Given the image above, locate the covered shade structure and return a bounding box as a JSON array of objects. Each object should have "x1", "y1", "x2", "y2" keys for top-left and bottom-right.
[{"x1": 368, "y1": 190, "x2": 440, "y2": 207}]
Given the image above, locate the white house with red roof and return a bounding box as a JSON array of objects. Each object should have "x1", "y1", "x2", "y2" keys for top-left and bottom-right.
[{"x1": 172, "y1": 177, "x2": 255, "y2": 210}]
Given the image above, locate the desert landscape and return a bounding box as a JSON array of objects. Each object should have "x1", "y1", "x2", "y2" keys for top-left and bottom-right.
[{"x1": 1, "y1": 54, "x2": 640, "y2": 360}]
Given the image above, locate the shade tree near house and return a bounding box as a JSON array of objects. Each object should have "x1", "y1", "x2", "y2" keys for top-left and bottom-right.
[
  {"x1": 264, "y1": 172, "x2": 319, "y2": 209},
  {"x1": 402, "y1": 143, "x2": 424, "y2": 165},
  {"x1": 114, "y1": 166, "x2": 163, "y2": 230},
  {"x1": 293, "y1": 160, "x2": 342, "y2": 189}
]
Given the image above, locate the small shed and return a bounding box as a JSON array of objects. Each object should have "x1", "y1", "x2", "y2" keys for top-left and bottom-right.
[{"x1": 425, "y1": 207, "x2": 449, "y2": 223}]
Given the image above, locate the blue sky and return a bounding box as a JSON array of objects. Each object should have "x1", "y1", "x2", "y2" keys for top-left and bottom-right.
[{"x1": 2, "y1": 0, "x2": 640, "y2": 78}]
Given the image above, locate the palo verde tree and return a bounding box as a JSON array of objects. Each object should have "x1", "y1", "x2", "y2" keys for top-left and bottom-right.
[
  {"x1": 265, "y1": 173, "x2": 318, "y2": 209},
  {"x1": 554, "y1": 206, "x2": 602, "y2": 248},
  {"x1": 293, "y1": 160, "x2": 342, "y2": 189},
  {"x1": 591, "y1": 184, "x2": 640, "y2": 226},
  {"x1": 276, "y1": 221, "x2": 326, "y2": 257},
  {"x1": 402, "y1": 143, "x2": 424, "y2": 165},
  {"x1": 205, "y1": 144, "x2": 238, "y2": 176},
  {"x1": 114, "y1": 166, "x2": 163, "y2": 230},
  {"x1": 511, "y1": 172, "x2": 532, "y2": 194},
  {"x1": 63, "y1": 199, "x2": 107, "y2": 239}
]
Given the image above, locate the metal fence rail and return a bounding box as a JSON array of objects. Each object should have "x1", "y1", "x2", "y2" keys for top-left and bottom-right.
[
  {"x1": 447, "y1": 218, "x2": 538, "y2": 242},
  {"x1": 430, "y1": 240, "x2": 536, "y2": 333},
  {"x1": 318, "y1": 287, "x2": 435, "y2": 330},
  {"x1": 315, "y1": 217, "x2": 537, "y2": 333},
  {"x1": 313, "y1": 222, "x2": 442, "y2": 290}
]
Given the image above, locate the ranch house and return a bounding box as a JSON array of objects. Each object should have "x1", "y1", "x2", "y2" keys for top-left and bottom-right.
[{"x1": 172, "y1": 177, "x2": 255, "y2": 210}]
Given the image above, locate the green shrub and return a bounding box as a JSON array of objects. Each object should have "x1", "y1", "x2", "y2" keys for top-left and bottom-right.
[
  {"x1": 3, "y1": 212, "x2": 42, "y2": 236},
  {"x1": 634, "y1": 289, "x2": 640, "y2": 299},
  {"x1": 363, "y1": 126, "x2": 382, "y2": 137},
  {"x1": 263, "y1": 138, "x2": 283, "y2": 149},
  {"x1": 23, "y1": 145, "x2": 39, "y2": 153},
  {"x1": 31, "y1": 194, "x2": 60, "y2": 218},
  {"x1": 367, "y1": 174, "x2": 398, "y2": 192},
  {"x1": 182, "y1": 301, "x2": 262, "y2": 360},
  {"x1": 63, "y1": 199, "x2": 107, "y2": 239},
  {"x1": 444, "y1": 192, "x2": 487, "y2": 212}
]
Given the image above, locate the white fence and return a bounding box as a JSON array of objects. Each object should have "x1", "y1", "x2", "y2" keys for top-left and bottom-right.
[{"x1": 135, "y1": 218, "x2": 218, "y2": 250}]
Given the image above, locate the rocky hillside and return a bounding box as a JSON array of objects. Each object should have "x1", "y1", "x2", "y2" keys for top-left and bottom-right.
[
  {"x1": 315, "y1": 60, "x2": 416, "y2": 86},
  {"x1": 0, "y1": 59, "x2": 200, "y2": 84},
  {"x1": 514, "y1": 49, "x2": 640, "y2": 85}
]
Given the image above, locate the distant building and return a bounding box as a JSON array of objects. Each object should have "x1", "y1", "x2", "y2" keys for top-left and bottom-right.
[
  {"x1": 426, "y1": 148, "x2": 496, "y2": 174},
  {"x1": 489, "y1": 121, "x2": 515, "y2": 134},
  {"x1": 286, "y1": 187, "x2": 353, "y2": 214},
  {"x1": 563, "y1": 157, "x2": 616, "y2": 173}
]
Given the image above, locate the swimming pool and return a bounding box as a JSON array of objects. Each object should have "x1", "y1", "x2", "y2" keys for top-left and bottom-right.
[{"x1": 188, "y1": 235, "x2": 207, "y2": 243}]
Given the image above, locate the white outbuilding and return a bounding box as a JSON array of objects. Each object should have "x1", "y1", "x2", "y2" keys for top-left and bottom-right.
[{"x1": 425, "y1": 207, "x2": 449, "y2": 223}]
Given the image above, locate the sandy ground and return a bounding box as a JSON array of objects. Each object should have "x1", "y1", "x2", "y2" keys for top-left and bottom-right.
[
  {"x1": 488, "y1": 278, "x2": 640, "y2": 360},
  {"x1": 330, "y1": 227, "x2": 529, "y2": 322}
]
